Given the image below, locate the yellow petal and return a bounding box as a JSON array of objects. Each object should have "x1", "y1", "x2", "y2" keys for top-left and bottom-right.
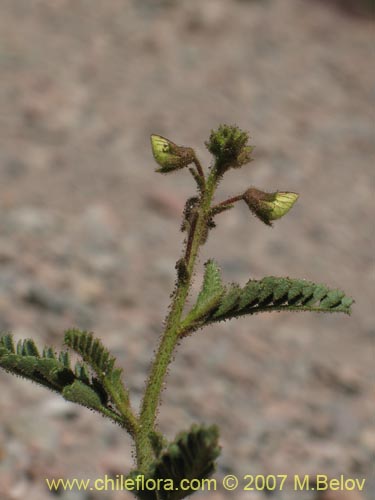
[
  {"x1": 266, "y1": 192, "x2": 299, "y2": 220},
  {"x1": 151, "y1": 134, "x2": 194, "y2": 173}
]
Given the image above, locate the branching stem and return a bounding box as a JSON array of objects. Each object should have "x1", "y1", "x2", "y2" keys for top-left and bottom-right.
[
  {"x1": 211, "y1": 194, "x2": 243, "y2": 210},
  {"x1": 193, "y1": 156, "x2": 206, "y2": 190},
  {"x1": 184, "y1": 213, "x2": 197, "y2": 263},
  {"x1": 136, "y1": 169, "x2": 218, "y2": 471}
]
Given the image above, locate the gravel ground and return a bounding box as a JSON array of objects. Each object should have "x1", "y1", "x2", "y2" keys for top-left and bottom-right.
[{"x1": 0, "y1": 1, "x2": 373, "y2": 499}]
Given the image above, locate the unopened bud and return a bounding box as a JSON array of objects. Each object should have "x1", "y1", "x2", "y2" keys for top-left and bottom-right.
[
  {"x1": 205, "y1": 124, "x2": 254, "y2": 173},
  {"x1": 236, "y1": 145, "x2": 255, "y2": 168},
  {"x1": 243, "y1": 187, "x2": 299, "y2": 226},
  {"x1": 151, "y1": 134, "x2": 195, "y2": 173}
]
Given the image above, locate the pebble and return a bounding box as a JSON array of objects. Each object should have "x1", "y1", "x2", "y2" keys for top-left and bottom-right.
[
  {"x1": 313, "y1": 363, "x2": 363, "y2": 395},
  {"x1": 23, "y1": 284, "x2": 71, "y2": 314}
]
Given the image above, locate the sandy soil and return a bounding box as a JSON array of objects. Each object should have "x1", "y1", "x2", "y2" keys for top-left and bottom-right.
[{"x1": 0, "y1": 1, "x2": 373, "y2": 499}]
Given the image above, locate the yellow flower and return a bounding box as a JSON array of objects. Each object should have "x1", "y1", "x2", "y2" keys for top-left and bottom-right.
[
  {"x1": 243, "y1": 187, "x2": 299, "y2": 226},
  {"x1": 151, "y1": 135, "x2": 195, "y2": 173}
]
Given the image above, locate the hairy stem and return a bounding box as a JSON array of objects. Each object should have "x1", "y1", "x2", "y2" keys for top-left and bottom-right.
[
  {"x1": 193, "y1": 156, "x2": 206, "y2": 191},
  {"x1": 184, "y1": 212, "x2": 198, "y2": 263},
  {"x1": 135, "y1": 170, "x2": 218, "y2": 471},
  {"x1": 211, "y1": 194, "x2": 243, "y2": 210}
]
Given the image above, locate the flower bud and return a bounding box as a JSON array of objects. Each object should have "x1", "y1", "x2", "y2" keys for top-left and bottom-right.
[
  {"x1": 151, "y1": 134, "x2": 195, "y2": 173},
  {"x1": 205, "y1": 124, "x2": 254, "y2": 173},
  {"x1": 243, "y1": 187, "x2": 299, "y2": 226},
  {"x1": 236, "y1": 145, "x2": 254, "y2": 167}
]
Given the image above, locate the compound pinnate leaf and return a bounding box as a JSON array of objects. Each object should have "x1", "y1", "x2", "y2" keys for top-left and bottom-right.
[
  {"x1": 130, "y1": 424, "x2": 220, "y2": 500},
  {"x1": 64, "y1": 330, "x2": 116, "y2": 379},
  {"x1": 185, "y1": 277, "x2": 353, "y2": 330},
  {"x1": 0, "y1": 333, "x2": 122, "y2": 425},
  {"x1": 64, "y1": 330, "x2": 132, "y2": 425}
]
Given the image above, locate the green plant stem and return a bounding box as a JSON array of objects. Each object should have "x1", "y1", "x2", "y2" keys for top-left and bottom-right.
[{"x1": 136, "y1": 170, "x2": 218, "y2": 472}]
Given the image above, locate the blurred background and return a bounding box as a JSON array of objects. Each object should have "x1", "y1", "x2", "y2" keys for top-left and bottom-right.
[{"x1": 0, "y1": 1, "x2": 373, "y2": 499}]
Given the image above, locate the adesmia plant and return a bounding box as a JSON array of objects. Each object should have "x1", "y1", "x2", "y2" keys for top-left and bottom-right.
[{"x1": 0, "y1": 125, "x2": 353, "y2": 499}]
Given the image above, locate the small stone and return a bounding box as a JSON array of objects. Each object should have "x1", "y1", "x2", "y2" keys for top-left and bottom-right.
[
  {"x1": 22, "y1": 284, "x2": 72, "y2": 314},
  {"x1": 313, "y1": 363, "x2": 362, "y2": 395},
  {"x1": 309, "y1": 414, "x2": 335, "y2": 438}
]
